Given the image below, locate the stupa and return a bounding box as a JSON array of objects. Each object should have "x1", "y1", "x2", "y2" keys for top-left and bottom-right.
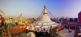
[
  {"x1": 28, "y1": 5, "x2": 59, "y2": 32},
  {"x1": 35, "y1": 5, "x2": 59, "y2": 26},
  {"x1": 37, "y1": 6, "x2": 52, "y2": 23}
]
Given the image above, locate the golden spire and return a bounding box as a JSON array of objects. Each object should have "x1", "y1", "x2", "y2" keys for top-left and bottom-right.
[{"x1": 43, "y1": 5, "x2": 48, "y2": 15}]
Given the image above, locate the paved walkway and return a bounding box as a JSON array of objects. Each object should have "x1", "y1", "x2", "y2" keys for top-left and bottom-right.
[{"x1": 58, "y1": 29, "x2": 75, "y2": 37}]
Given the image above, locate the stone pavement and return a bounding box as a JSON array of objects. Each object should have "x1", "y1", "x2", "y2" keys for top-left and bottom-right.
[{"x1": 58, "y1": 29, "x2": 75, "y2": 37}]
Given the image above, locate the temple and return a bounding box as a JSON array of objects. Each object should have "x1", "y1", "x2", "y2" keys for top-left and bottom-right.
[
  {"x1": 38, "y1": 5, "x2": 52, "y2": 23},
  {"x1": 28, "y1": 5, "x2": 60, "y2": 32}
]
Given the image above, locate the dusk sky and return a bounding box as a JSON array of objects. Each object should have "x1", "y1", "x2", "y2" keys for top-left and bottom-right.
[{"x1": 0, "y1": 0, "x2": 81, "y2": 18}]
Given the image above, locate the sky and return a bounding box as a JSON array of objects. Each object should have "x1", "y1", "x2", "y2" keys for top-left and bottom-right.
[{"x1": 0, "y1": 0, "x2": 81, "y2": 18}]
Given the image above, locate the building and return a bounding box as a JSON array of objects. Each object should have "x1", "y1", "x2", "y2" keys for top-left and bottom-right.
[{"x1": 26, "y1": 6, "x2": 60, "y2": 32}]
